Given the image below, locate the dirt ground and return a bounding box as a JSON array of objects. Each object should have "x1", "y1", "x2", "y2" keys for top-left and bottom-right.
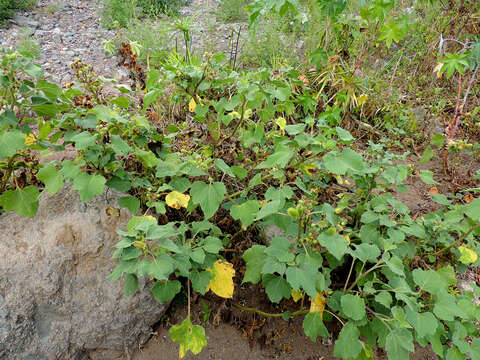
[{"x1": 131, "y1": 302, "x2": 437, "y2": 360}]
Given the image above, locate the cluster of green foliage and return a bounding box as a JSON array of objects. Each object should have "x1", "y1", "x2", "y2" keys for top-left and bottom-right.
[
  {"x1": 2, "y1": 0, "x2": 480, "y2": 359},
  {"x1": 101, "y1": 0, "x2": 189, "y2": 29},
  {"x1": 0, "y1": 0, "x2": 35, "y2": 26}
]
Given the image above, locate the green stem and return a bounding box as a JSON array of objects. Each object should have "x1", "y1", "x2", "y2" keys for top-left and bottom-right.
[
  {"x1": 231, "y1": 302, "x2": 308, "y2": 318},
  {"x1": 347, "y1": 261, "x2": 385, "y2": 292},
  {"x1": 343, "y1": 258, "x2": 356, "y2": 294},
  {"x1": 427, "y1": 223, "x2": 480, "y2": 258}
]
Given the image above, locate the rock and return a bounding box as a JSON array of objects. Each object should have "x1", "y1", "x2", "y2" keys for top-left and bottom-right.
[
  {"x1": 12, "y1": 14, "x2": 40, "y2": 29},
  {"x1": 115, "y1": 67, "x2": 131, "y2": 82},
  {"x1": 0, "y1": 186, "x2": 167, "y2": 360}
]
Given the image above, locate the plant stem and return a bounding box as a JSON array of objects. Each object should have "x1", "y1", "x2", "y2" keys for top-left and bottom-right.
[
  {"x1": 187, "y1": 278, "x2": 191, "y2": 319},
  {"x1": 448, "y1": 74, "x2": 463, "y2": 139},
  {"x1": 343, "y1": 258, "x2": 356, "y2": 293},
  {"x1": 231, "y1": 302, "x2": 308, "y2": 318},
  {"x1": 351, "y1": 21, "x2": 379, "y2": 77},
  {"x1": 428, "y1": 223, "x2": 480, "y2": 258},
  {"x1": 347, "y1": 261, "x2": 385, "y2": 292}
]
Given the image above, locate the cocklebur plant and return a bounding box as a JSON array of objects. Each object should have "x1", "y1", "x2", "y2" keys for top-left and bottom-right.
[{"x1": 2, "y1": 48, "x2": 480, "y2": 360}]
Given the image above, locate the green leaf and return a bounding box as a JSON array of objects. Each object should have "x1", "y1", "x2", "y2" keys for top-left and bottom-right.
[
  {"x1": 350, "y1": 243, "x2": 380, "y2": 263},
  {"x1": 190, "y1": 271, "x2": 212, "y2": 294},
  {"x1": 265, "y1": 237, "x2": 294, "y2": 262},
  {"x1": 375, "y1": 292, "x2": 393, "y2": 308},
  {"x1": 190, "y1": 181, "x2": 226, "y2": 219},
  {"x1": 169, "y1": 317, "x2": 207, "y2": 357},
  {"x1": 200, "y1": 236, "x2": 223, "y2": 254},
  {"x1": 256, "y1": 147, "x2": 294, "y2": 169},
  {"x1": 405, "y1": 308, "x2": 438, "y2": 339},
  {"x1": 323, "y1": 148, "x2": 366, "y2": 175},
  {"x1": 148, "y1": 254, "x2": 175, "y2": 280},
  {"x1": 0, "y1": 130, "x2": 25, "y2": 159},
  {"x1": 303, "y1": 312, "x2": 329, "y2": 342},
  {"x1": 318, "y1": 231, "x2": 349, "y2": 260},
  {"x1": 286, "y1": 263, "x2": 317, "y2": 298},
  {"x1": 384, "y1": 255, "x2": 405, "y2": 276},
  {"x1": 433, "y1": 291, "x2": 465, "y2": 321},
  {"x1": 334, "y1": 322, "x2": 363, "y2": 359},
  {"x1": 385, "y1": 328, "x2": 414, "y2": 360},
  {"x1": 242, "y1": 245, "x2": 266, "y2": 284},
  {"x1": 124, "y1": 273, "x2": 138, "y2": 296},
  {"x1": 412, "y1": 269, "x2": 448, "y2": 295},
  {"x1": 0, "y1": 186, "x2": 40, "y2": 217},
  {"x1": 38, "y1": 164, "x2": 64, "y2": 195},
  {"x1": 152, "y1": 280, "x2": 182, "y2": 303},
  {"x1": 285, "y1": 123, "x2": 306, "y2": 135},
  {"x1": 73, "y1": 173, "x2": 106, "y2": 202},
  {"x1": 419, "y1": 145, "x2": 434, "y2": 164},
  {"x1": 465, "y1": 198, "x2": 480, "y2": 221},
  {"x1": 379, "y1": 20, "x2": 407, "y2": 48},
  {"x1": 341, "y1": 294, "x2": 366, "y2": 321},
  {"x1": 446, "y1": 347, "x2": 464, "y2": 360},
  {"x1": 231, "y1": 165, "x2": 248, "y2": 179},
  {"x1": 61, "y1": 160, "x2": 81, "y2": 181},
  {"x1": 255, "y1": 199, "x2": 282, "y2": 220},
  {"x1": 110, "y1": 135, "x2": 132, "y2": 155},
  {"x1": 439, "y1": 52, "x2": 469, "y2": 79},
  {"x1": 70, "y1": 131, "x2": 98, "y2": 150},
  {"x1": 230, "y1": 200, "x2": 260, "y2": 228},
  {"x1": 335, "y1": 127, "x2": 355, "y2": 142},
  {"x1": 262, "y1": 274, "x2": 291, "y2": 302},
  {"x1": 118, "y1": 196, "x2": 140, "y2": 214},
  {"x1": 419, "y1": 170, "x2": 439, "y2": 185},
  {"x1": 215, "y1": 159, "x2": 235, "y2": 177}
]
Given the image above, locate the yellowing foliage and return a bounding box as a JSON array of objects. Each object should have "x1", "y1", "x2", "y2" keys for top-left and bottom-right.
[
  {"x1": 291, "y1": 289, "x2": 304, "y2": 302},
  {"x1": 206, "y1": 260, "x2": 235, "y2": 298},
  {"x1": 166, "y1": 191, "x2": 190, "y2": 209},
  {"x1": 309, "y1": 292, "x2": 327, "y2": 317},
  {"x1": 458, "y1": 246, "x2": 478, "y2": 264},
  {"x1": 24, "y1": 134, "x2": 36, "y2": 145},
  {"x1": 188, "y1": 98, "x2": 197, "y2": 113}
]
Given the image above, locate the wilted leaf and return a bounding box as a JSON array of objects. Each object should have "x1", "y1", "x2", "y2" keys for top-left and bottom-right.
[{"x1": 310, "y1": 292, "x2": 327, "y2": 316}]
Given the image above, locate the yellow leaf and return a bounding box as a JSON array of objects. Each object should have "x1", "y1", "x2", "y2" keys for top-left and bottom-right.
[
  {"x1": 291, "y1": 289, "x2": 304, "y2": 302},
  {"x1": 433, "y1": 63, "x2": 444, "y2": 78},
  {"x1": 275, "y1": 117, "x2": 286, "y2": 134},
  {"x1": 188, "y1": 98, "x2": 196, "y2": 112},
  {"x1": 206, "y1": 260, "x2": 235, "y2": 298},
  {"x1": 166, "y1": 191, "x2": 190, "y2": 210},
  {"x1": 24, "y1": 133, "x2": 36, "y2": 145},
  {"x1": 309, "y1": 292, "x2": 327, "y2": 317},
  {"x1": 459, "y1": 246, "x2": 478, "y2": 264},
  {"x1": 358, "y1": 94, "x2": 368, "y2": 106}
]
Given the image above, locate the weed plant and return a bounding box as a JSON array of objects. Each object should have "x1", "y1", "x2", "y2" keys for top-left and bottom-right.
[{"x1": 216, "y1": 0, "x2": 250, "y2": 23}]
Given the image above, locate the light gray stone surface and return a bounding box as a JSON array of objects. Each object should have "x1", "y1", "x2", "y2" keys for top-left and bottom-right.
[{"x1": 0, "y1": 186, "x2": 166, "y2": 360}]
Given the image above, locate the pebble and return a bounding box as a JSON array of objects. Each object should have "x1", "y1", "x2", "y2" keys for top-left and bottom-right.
[{"x1": 0, "y1": 0, "x2": 119, "y2": 85}]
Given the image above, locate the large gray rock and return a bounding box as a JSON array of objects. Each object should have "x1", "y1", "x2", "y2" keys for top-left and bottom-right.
[{"x1": 0, "y1": 186, "x2": 166, "y2": 360}]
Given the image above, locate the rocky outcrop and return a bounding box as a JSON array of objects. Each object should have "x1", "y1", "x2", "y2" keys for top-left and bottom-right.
[{"x1": 0, "y1": 186, "x2": 166, "y2": 360}]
